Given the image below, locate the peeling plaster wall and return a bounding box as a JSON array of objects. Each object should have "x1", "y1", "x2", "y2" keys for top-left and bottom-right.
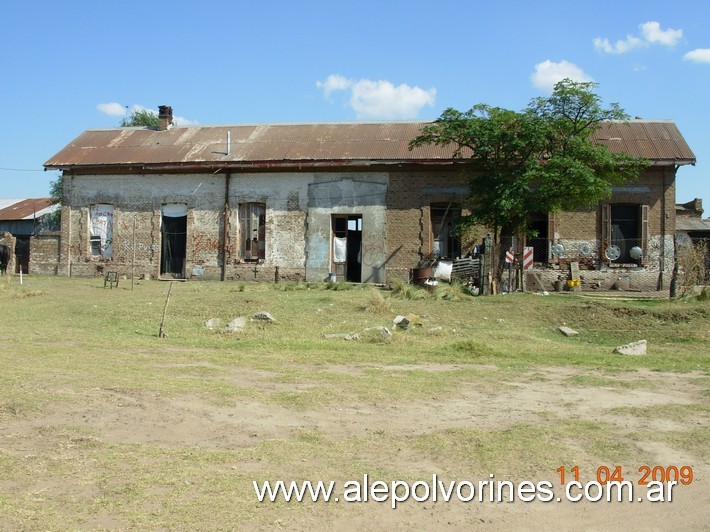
[
  {"x1": 306, "y1": 175, "x2": 388, "y2": 283},
  {"x1": 225, "y1": 172, "x2": 312, "y2": 281},
  {"x1": 60, "y1": 171, "x2": 388, "y2": 283},
  {"x1": 57, "y1": 164, "x2": 679, "y2": 291},
  {"x1": 60, "y1": 174, "x2": 225, "y2": 279}
]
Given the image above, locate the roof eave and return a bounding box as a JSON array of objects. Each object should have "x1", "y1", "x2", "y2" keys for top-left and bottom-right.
[
  {"x1": 649, "y1": 158, "x2": 696, "y2": 167},
  {"x1": 45, "y1": 158, "x2": 474, "y2": 173}
]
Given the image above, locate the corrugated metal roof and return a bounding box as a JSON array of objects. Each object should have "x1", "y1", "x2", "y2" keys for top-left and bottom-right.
[
  {"x1": 677, "y1": 218, "x2": 710, "y2": 232},
  {"x1": 0, "y1": 198, "x2": 57, "y2": 221},
  {"x1": 591, "y1": 121, "x2": 695, "y2": 163},
  {"x1": 44, "y1": 120, "x2": 696, "y2": 170}
]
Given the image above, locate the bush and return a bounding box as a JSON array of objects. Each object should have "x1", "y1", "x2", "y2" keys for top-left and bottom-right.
[{"x1": 675, "y1": 239, "x2": 710, "y2": 298}]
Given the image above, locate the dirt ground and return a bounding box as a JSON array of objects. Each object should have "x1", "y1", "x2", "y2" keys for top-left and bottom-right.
[{"x1": 2, "y1": 362, "x2": 708, "y2": 530}]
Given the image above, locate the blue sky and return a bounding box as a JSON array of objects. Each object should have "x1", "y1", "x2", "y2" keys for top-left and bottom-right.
[{"x1": 1, "y1": 0, "x2": 709, "y2": 207}]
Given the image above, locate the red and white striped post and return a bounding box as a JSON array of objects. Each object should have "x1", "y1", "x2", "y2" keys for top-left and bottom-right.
[
  {"x1": 505, "y1": 249, "x2": 514, "y2": 293},
  {"x1": 523, "y1": 247, "x2": 534, "y2": 270}
]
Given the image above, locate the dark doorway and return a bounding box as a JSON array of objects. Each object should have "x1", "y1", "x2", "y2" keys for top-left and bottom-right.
[
  {"x1": 161, "y1": 211, "x2": 187, "y2": 278},
  {"x1": 15, "y1": 236, "x2": 30, "y2": 274},
  {"x1": 332, "y1": 215, "x2": 362, "y2": 282},
  {"x1": 528, "y1": 213, "x2": 549, "y2": 263},
  {"x1": 430, "y1": 203, "x2": 461, "y2": 259}
]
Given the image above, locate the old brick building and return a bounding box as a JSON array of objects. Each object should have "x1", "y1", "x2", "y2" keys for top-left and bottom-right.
[
  {"x1": 44, "y1": 106, "x2": 695, "y2": 290},
  {"x1": 0, "y1": 198, "x2": 60, "y2": 275}
]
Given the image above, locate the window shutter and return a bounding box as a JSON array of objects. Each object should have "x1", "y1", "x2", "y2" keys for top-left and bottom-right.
[
  {"x1": 640, "y1": 204, "x2": 649, "y2": 264},
  {"x1": 600, "y1": 204, "x2": 611, "y2": 262},
  {"x1": 547, "y1": 213, "x2": 557, "y2": 262}
]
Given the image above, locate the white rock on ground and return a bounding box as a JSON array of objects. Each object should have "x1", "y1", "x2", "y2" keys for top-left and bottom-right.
[{"x1": 614, "y1": 339, "x2": 647, "y2": 356}]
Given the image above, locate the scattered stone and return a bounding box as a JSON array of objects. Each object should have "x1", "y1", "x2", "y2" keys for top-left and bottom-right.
[
  {"x1": 253, "y1": 311, "x2": 276, "y2": 322},
  {"x1": 393, "y1": 315, "x2": 409, "y2": 330},
  {"x1": 496, "y1": 318, "x2": 505, "y2": 324},
  {"x1": 324, "y1": 333, "x2": 360, "y2": 340},
  {"x1": 381, "y1": 327, "x2": 392, "y2": 338},
  {"x1": 558, "y1": 326, "x2": 579, "y2": 337},
  {"x1": 225, "y1": 317, "x2": 246, "y2": 332},
  {"x1": 205, "y1": 318, "x2": 221, "y2": 330},
  {"x1": 405, "y1": 313, "x2": 422, "y2": 327},
  {"x1": 614, "y1": 340, "x2": 647, "y2": 356}
]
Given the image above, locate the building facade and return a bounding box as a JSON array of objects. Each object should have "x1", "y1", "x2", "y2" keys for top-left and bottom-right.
[{"x1": 44, "y1": 107, "x2": 695, "y2": 291}]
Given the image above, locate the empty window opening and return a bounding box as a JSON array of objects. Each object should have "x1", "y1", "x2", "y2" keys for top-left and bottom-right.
[
  {"x1": 239, "y1": 203, "x2": 266, "y2": 261},
  {"x1": 332, "y1": 215, "x2": 362, "y2": 282},
  {"x1": 431, "y1": 203, "x2": 461, "y2": 259},
  {"x1": 161, "y1": 203, "x2": 187, "y2": 278}
]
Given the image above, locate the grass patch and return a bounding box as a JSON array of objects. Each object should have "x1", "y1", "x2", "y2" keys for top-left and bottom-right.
[{"x1": 0, "y1": 275, "x2": 707, "y2": 528}]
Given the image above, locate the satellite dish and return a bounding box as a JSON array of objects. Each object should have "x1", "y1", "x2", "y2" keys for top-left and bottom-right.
[
  {"x1": 605, "y1": 245, "x2": 621, "y2": 261},
  {"x1": 579, "y1": 243, "x2": 593, "y2": 257},
  {"x1": 630, "y1": 246, "x2": 643, "y2": 260},
  {"x1": 551, "y1": 243, "x2": 565, "y2": 258}
]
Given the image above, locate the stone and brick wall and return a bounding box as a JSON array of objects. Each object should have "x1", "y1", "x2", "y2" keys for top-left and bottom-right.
[
  {"x1": 29, "y1": 232, "x2": 60, "y2": 275},
  {"x1": 0, "y1": 232, "x2": 16, "y2": 275},
  {"x1": 385, "y1": 167, "x2": 471, "y2": 281}
]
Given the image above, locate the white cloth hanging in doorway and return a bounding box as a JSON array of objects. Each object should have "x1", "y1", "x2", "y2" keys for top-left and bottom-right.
[{"x1": 333, "y1": 237, "x2": 347, "y2": 263}]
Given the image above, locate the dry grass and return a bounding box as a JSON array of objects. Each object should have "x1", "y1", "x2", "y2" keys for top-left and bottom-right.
[{"x1": 0, "y1": 275, "x2": 707, "y2": 529}]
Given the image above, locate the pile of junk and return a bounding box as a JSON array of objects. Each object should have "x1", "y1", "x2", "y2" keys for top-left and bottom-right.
[{"x1": 410, "y1": 253, "x2": 482, "y2": 291}]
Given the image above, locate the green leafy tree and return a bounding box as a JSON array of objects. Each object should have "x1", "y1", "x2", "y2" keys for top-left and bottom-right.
[
  {"x1": 409, "y1": 79, "x2": 647, "y2": 253},
  {"x1": 42, "y1": 174, "x2": 63, "y2": 230},
  {"x1": 120, "y1": 108, "x2": 160, "y2": 127},
  {"x1": 49, "y1": 174, "x2": 62, "y2": 204}
]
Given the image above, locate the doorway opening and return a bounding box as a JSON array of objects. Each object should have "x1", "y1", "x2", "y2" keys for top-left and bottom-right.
[
  {"x1": 160, "y1": 204, "x2": 187, "y2": 278},
  {"x1": 332, "y1": 215, "x2": 362, "y2": 282},
  {"x1": 528, "y1": 213, "x2": 549, "y2": 263},
  {"x1": 15, "y1": 236, "x2": 30, "y2": 274}
]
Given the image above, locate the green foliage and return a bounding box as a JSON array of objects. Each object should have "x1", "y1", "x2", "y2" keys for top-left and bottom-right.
[
  {"x1": 675, "y1": 239, "x2": 710, "y2": 298},
  {"x1": 432, "y1": 279, "x2": 475, "y2": 301},
  {"x1": 120, "y1": 108, "x2": 160, "y2": 127},
  {"x1": 41, "y1": 175, "x2": 63, "y2": 230},
  {"x1": 49, "y1": 175, "x2": 62, "y2": 204},
  {"x1": 410, "y1": 79, "x2": 649, "y2": 240}
]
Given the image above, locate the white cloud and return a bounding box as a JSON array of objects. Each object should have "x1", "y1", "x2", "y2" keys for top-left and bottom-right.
[
  {"x1": 531, "y1": 60, "x2": 594, "y2": 93},
  {"x1": 640, "y1": 21, "x2": 682, "y2": 46},
  {"x1": 594, "y1": 21, "x2": 683, "y2": 54},
  {"x1": 173, "y1": 115, "x2": 199, "y2": 126},
  {"x1": 316, "y1": 74, "x2": 352, "y2": 98},
  {"x1": 317, "y1": 75, "x2": 436, "y2": 119},
  {"x1": 684, "y1": 48, "x2": 710, "y2": 63},
  {"x1": 593, "y1": 35, "x2": 643, "y2": 54},
  {"x1": 97, "y1": 102, "x2": 127, "y2": 116}
]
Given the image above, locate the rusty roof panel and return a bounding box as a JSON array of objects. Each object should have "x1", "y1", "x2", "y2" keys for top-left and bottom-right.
[
  {"x1": 45, "y1": 120, "x2": 695, "y2": 170},
  {"x1": 0, "y1": 198, "x2": 55, "y2": 221},
  {"x1": 592, "y1": 121, "x2": 695, "y2": 162}
]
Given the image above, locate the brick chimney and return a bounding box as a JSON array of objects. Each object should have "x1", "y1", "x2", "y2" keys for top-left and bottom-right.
[{"x1": 158, "y1": 105, "x2": 173, "y2": 131}]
